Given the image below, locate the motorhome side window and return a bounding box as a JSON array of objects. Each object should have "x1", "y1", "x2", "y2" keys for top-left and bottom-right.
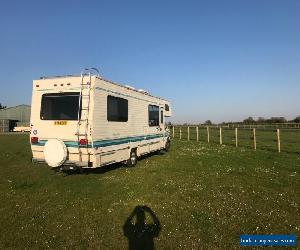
[
  {"x1": 165, "y1": 104, "x2": 170, "y2": 111},
  {"x1": 107, "y1": 95, "x2": 128, "y2": 122},
  {"x1": 161, "y1": 110, "x2": 163, "y2": 124},
  {"x1": 40, "y1": 92, "x2": 80, "y2": 120},
  {"x1": 148, "y1": 105, "x2": 159, "y2": 126}
]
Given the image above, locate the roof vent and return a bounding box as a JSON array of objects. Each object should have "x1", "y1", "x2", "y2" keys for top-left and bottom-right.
[
  {"x1": 125, "y1": 85, "x2": 135, "y2": 90},
  {"x1": 137, "y1": 89, "x2": 149, "y2": 95}
]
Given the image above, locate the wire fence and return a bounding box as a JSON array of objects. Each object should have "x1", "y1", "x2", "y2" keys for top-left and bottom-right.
[{"x1": 170, "y1": 126, "x2": 300, "y2": 154}]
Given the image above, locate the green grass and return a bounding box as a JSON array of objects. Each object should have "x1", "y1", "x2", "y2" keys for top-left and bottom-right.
[{"x1": 0, "y1": 134, "x2": 299, "y2": 249}]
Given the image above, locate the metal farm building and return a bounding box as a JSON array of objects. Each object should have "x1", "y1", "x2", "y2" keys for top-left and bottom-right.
[{"x1": 0, "y1": 105, "x2": 31, "y2": 132}]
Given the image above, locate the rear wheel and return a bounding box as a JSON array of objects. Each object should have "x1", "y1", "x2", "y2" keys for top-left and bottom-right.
[{"x1": 127, "y1": 149, "x2": 137, "y2": 167}]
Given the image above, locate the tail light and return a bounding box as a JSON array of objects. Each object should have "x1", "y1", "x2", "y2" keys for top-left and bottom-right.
[
  {"x1": 79, "y1": 139, "x2": 88, "y2": 145},
  {"x1": 31, "y1": 137, "x2": 38, "y2": 143}
]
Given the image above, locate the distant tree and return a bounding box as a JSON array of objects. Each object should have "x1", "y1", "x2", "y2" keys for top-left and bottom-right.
[
  {"x1": 257, "y1": 117, "x2": 265, "y2": 123},
  {"x1": 293, "y1": 116, "x2": 300, "y2": 123},
  {"x1": 204, "y1": 120, "x2": 212, "y2": 125},
  {"x1": 243, "y1": 117, "x2": 255, "y2": 124},
  {"x1": 0, "y1": 103, "x2": 6, "y2": 109},
  {"x1": 279, "y1": 117, "x2": 287, "y2": 123},
  {"x1": 268, "y1": 117, "x2": 287, "y2": 123}
]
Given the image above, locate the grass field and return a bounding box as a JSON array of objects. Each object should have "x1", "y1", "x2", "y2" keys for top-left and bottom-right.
[{"x1": 0, "y1": 134, "x2": 299, "y2": 249}]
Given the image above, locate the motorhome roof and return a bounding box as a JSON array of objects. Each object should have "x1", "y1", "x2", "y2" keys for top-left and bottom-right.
[
  {"x1": 39, "y1": 75, "x2": 78, "y2": 79},
  {"x1": 38, "y1": 74, "x2": 169, "y2": 102}
]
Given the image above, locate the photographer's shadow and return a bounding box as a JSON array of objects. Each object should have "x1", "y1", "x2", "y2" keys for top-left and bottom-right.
[{"x1": 123, "y1": 205, "x2": 161, "y2": 250}]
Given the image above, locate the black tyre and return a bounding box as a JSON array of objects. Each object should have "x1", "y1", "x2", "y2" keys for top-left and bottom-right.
[
  {"x1": 127, "y1": 149, "x2": 137, "y2": 167},
  {"x1": 164, "y1": 139, "x2": 171, "y2": 152}
]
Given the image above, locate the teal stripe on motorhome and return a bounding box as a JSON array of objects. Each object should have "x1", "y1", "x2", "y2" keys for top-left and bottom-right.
[
  {"x1": 36, "y1": 89, "x2": 56, "y2": 91},
  {"x1": 34, "y1": 133, "x2": 166, "y2": 148},
  {"x1": 33, "y1": 141, "x2": 47, "y2": 146},
  {"x1": 36, "y1": 87, "x2": 81, "y2": 91},
  {"x1": 37, "y1": 140, "x2": 78, "y2": 147},
  {"x1": 95, "y1": 87, "x2": 162, "y2": 105},
  {"x1": 92, "y1": 134, "x2": 164, "y2": 147}
]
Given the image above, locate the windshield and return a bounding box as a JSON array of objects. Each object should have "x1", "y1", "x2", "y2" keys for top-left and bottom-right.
[{"x1": 40, "y1": 92, "x2": 80, "y2": 120}]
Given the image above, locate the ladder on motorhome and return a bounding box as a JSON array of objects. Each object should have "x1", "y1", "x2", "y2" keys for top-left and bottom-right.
[{"x1": 76, "y1": 68, "x2": 99, "y2": 164}]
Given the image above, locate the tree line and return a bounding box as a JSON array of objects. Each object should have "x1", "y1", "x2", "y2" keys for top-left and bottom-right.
[
  {"x1": 241, "y1": 116, "x2": 300, "y2": 124},
  {"x1": 168, "y1": 116, "x2": 300, "y2": 126},
  {"x1": 0, "y1": 103, "x2": 7, "y2": 110}
]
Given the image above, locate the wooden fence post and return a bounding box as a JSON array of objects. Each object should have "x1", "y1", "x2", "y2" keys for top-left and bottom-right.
[
  {"x1": 277, "y1": 129, "x2": 281, "y2": 153},
  {"x1": 235, "y1": 128, "x2": 238, "y2": 147},
  {"x1": 180, "y1": 127, "x2": 182, "y2": 140},
  {"x1": 219, "y1": 127, "x2": 222, "y2": 145},
  {"x1": 172, "y1": 126, "x2": 175, "y2": 138},
  {"x1": 196, "y1": 126, "x2": 199, "y2": 141},
  {"x1": 253, "y1": 128, "x2": 256, "y2": 150},
  {"x1": 187, "y1": 127, "x2": 190, "y2": 140},
  {"x1": 207, "y1": 126, "x2": 210, "y2": 143}
]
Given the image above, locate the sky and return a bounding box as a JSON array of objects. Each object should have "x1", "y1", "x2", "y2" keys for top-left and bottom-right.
[{"x1": 0, "y1": 0, "x2": 299, "y2": 123}]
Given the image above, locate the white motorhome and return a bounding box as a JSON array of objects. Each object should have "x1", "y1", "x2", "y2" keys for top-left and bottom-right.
[{"x1": 30, "y1": 69, "x2": 172, "y2": 170}]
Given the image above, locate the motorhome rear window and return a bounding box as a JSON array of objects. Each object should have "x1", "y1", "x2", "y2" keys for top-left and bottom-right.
[
  {"x1": 40, "y1": 92, "x2": 80, "y2": 120},
  {"x1": 149, "y1": 105, "x2": 159, "y2": 126},
  {"x1": 107, "y1": 95, "x2": 128, "y2": 122}
]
